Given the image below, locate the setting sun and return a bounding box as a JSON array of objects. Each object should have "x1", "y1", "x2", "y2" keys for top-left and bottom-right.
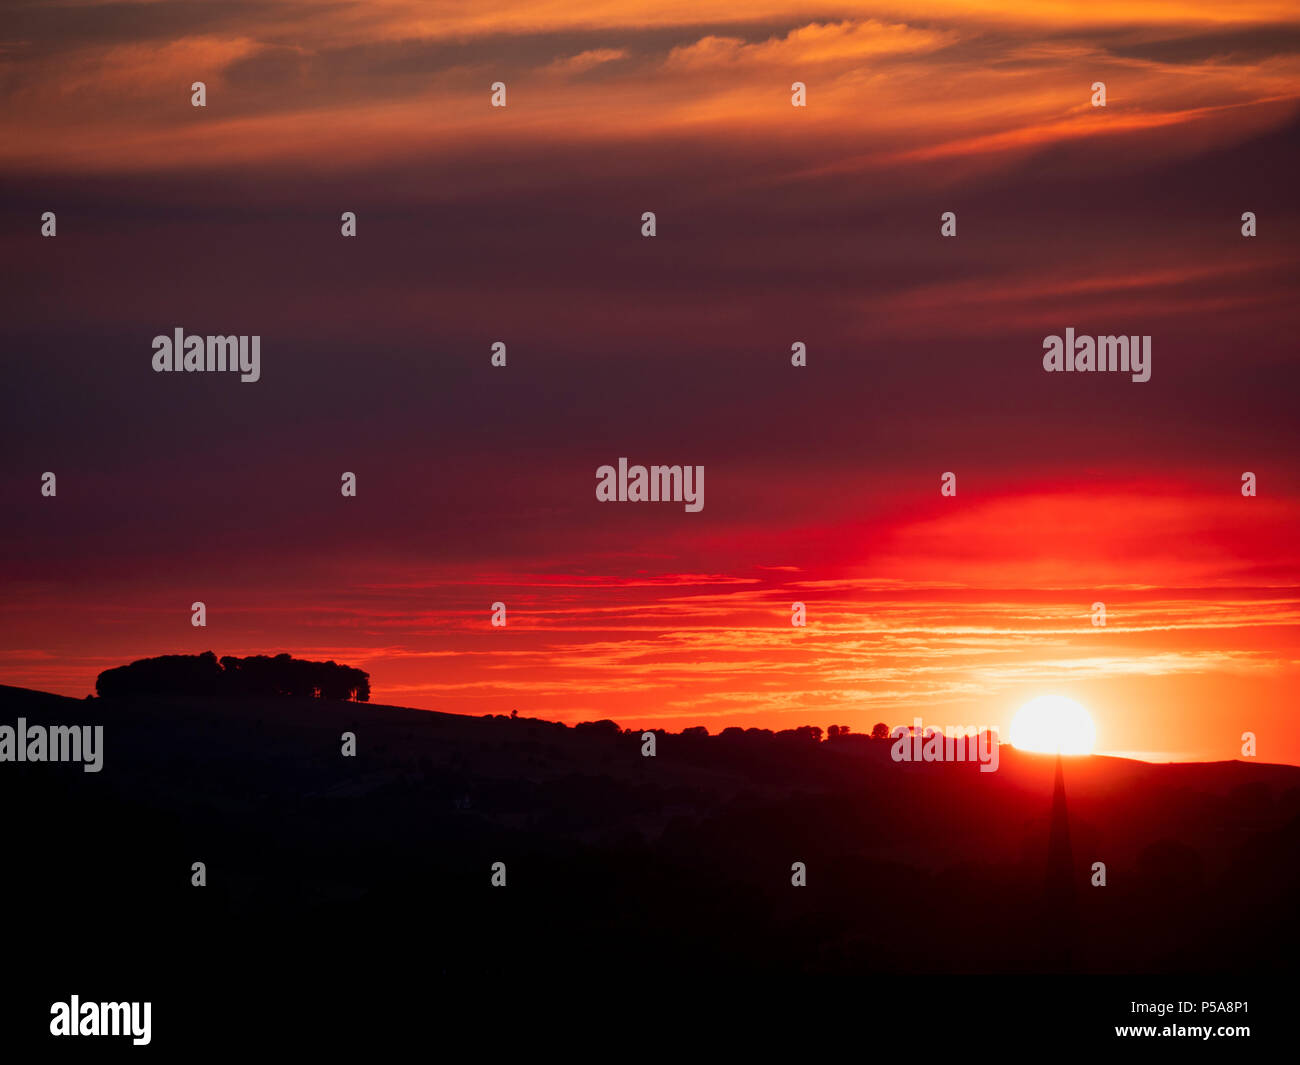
[{"x1": 1010, "y1": 695, "x2": 1097, "y2": 755}]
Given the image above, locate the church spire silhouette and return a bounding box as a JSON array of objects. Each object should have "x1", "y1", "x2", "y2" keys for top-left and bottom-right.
[{"x1": 1041, "y1": 752, "x2": 1079, "y2": 970}]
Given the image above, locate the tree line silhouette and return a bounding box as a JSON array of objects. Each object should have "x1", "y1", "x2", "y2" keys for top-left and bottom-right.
[{"x1": 95, "y1": 651, "x2": 370, "y2": 702}]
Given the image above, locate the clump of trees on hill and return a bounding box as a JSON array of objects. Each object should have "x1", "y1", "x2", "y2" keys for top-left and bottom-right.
[{"x1": 95, "y1": 651, "x2": 370, "y2": 702}]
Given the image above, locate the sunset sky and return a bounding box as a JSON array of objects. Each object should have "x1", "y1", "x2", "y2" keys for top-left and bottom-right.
[{"x1": 2, "y1": 0, "x2": 1298, "y2": 763}]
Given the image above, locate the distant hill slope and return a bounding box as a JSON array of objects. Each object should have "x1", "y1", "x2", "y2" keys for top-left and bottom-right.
[{"x1": 1, "y1": 681, "x2": 1297, "y2": 984}]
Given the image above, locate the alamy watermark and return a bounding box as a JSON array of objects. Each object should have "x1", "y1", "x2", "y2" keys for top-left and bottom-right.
[
  {"x1": 596, "y1": 458, "x2": 704, "y2": 512},
  {"x1": 152, "y1": 328, "x2": 260, "y2": 382},
  {"x1": 1043, "y1": 329, "x2": 1150, "y2": 382},
  {"x1": 0, "y1": 718, "x2": 103, "y2": 772},
  {"x1": 50, "y1": 997, "x2": 150, "y2": 1045},
  {"x1": 890, "y1": 719, "x2": 1000, "y2": 772}
]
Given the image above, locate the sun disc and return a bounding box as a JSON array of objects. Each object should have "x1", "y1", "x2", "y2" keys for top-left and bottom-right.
[{"x1": 1010, "y1": 695, "x2": 1096, "y2": 755}]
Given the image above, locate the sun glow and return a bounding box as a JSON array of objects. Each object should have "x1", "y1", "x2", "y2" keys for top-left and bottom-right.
[{"x1": 1009, "y1": 695, "x2": 1096, "y2": 755}]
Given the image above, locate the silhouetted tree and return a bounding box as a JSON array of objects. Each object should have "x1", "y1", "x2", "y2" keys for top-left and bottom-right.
[
  {"x1": 780, "y1": 725, "x2": 822, "y2": 744},
  {"x1": 871, "y1": 722, "x2": 890, "y2": 740},
  {"x1": 96, "y1": 651, "x2": 224, "y2": 698},
  {"x1": 96, "y1": 652, "x2": 370, "y2": 702}
]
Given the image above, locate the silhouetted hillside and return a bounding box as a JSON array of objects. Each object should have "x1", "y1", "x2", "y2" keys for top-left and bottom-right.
[{"x1": 3, "y1": 681, "x2": 1297, "y2": 993}]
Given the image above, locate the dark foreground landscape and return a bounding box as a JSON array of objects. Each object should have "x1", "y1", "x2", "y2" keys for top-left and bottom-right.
[{"x1": 2, "y1": 682, "x2": 1294, "y2": 1050}]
